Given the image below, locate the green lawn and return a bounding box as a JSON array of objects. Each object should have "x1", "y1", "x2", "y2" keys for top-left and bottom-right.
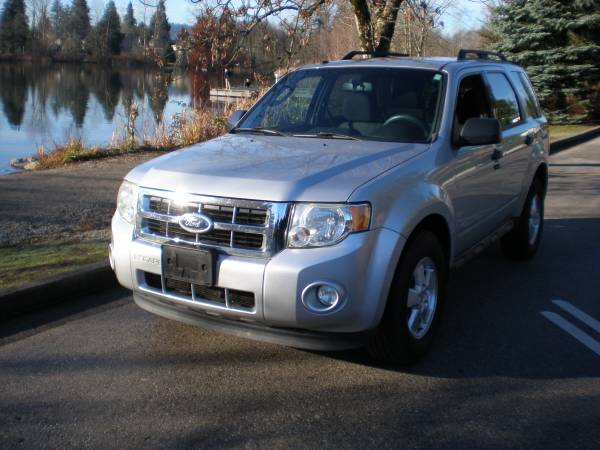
[
  {"x1": 549, "y1": 124, "x2": 598, "y2": 143},
  {"x1": 0, "y1": 240, "x2": 108, "y2": 291}
]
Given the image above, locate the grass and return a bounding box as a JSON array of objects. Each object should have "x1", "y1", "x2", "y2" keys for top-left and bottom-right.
[
  {"x1": 548, "y1": 124, "x2": 598, "y2": 142},
  {"x1": 0, "y1": 240, "x2": 108, "y2": 291},
  {"x1": 36, "y1": 137, "x2": 128, "y2": 169}
]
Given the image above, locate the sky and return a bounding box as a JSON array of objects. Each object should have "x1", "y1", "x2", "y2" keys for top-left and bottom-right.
[
  {"x1": 442, "y1": 0, "x2": 488, "y2": 34},
  {"x1": 110, "y1": 0, "x2": 197, "y2": 25},
  {"x1": 103, "y1": 0, "x2": 487, "y2": 33},
  {"x1": 113, "y1": 0, "x2": 487, "y2": 30}
]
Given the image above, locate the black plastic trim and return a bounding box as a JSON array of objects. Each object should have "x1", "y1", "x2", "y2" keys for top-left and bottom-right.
[
  {"x1": 133, "y1": 291, "x2": 371, "y2": 351},
  {"x1": 342, "y1": 50, "x2": 409, "y2": 60},
  {"x1": 458, "y1": 49, "x2": 507, "y2": 62}
]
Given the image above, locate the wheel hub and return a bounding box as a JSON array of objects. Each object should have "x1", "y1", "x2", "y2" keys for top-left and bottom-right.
[
  {"x1": 528, "y1": 194, "x2": 541, "y2": 245},
  {"x1": 406, "y1": 257, "x2": 438, "y2": 339}
]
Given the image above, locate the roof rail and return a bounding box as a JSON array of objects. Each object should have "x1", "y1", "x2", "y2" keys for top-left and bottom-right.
[
  {"x1": 457, "y1": 49, "x2": 507, "y2": 61},
  {"x1": 342, "y1": 50, "x2": 409, "y2": 60}
]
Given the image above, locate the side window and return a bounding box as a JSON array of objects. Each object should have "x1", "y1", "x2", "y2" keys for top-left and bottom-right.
[
  {"x1": 486, "y1": 72, "x2": 522, "y2": 129},
  {"x1": 518, "y1": 72, "x2": 542, "y2": 118},
  {"x1": 453, "y1": 74, "x2": 492, "y2": 144},
  {"x1": 509, "y1": 71, "x2": 541, "y2": 118}
]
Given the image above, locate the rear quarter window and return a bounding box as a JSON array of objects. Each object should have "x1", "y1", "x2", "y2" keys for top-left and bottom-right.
[{"x1": 510, "y1": 71, "x2": 542, "y2": 118}]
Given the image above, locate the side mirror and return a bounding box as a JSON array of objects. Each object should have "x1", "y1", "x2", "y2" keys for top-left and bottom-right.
[
  {"x1": 459, "y1": 118, "x2": 501, "y2": 146},
  {"x1": 227, "y1": 110, "x2": 247, "y2": 129}
]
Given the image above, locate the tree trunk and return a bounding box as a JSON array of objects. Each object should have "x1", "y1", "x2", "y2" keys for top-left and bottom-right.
[
  {"x1": 349, "y1": 0, "x2": 374, "y2": 51},
  {"x1": 350, "y1": 0, "x2": 404, "y2": 53},
  {"x1": 374, "y1": 0, "x2": 403, "y2": 53}
]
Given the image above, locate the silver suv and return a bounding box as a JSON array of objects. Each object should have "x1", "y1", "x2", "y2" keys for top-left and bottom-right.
[{"x1": 110, "y1": 49, "x2": 549, "y2": 363}]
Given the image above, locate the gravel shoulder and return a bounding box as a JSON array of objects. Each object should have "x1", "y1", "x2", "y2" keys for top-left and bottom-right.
[{"x1": 0, "y1": 151, "x2": 162, "y2": 247}]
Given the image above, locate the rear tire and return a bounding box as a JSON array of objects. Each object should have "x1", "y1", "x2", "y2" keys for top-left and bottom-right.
[
  {"x1": 368, "y1": 231, "x2": 447, "y2": 364},
  {"x1": 501, "y1": 178, "x2": 545, "y2": 260}
]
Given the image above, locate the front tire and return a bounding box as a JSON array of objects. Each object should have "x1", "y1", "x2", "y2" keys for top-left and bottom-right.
[
  {"x1": 368, "y1": 231, "x2": 447, "y2": 364},
  {"x1": 501, "y1": 178, "x2": 545, "y2": 260}
]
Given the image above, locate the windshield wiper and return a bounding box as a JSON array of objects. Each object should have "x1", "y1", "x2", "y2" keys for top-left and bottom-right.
[
  {"x1": 231, "y1": 127, "x2": 288, "y2": 137},
  {"x1": 293, "y1": 132, "x2": 361, "y2": 141}
]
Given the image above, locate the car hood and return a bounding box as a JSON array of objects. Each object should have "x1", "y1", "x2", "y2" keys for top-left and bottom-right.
[{"x1": 126, "y1": 134, "x2": 429, "y2": 202}]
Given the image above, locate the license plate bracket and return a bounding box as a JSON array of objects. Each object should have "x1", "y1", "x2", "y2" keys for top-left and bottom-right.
[{"x1": 162, "y1": 245, "x2": 213, "y2": 287}]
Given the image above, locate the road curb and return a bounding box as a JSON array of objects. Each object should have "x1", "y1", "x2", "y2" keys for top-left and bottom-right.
[
  {"x1": 549, "y1": 126, "x2": 600, "y2": 155},
  {"x1": 0, "y1": 262, "x2": 117, "y2": 321}
]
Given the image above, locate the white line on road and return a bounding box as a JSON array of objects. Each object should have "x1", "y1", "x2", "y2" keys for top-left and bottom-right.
[
  {"x1": 552, "y1": 299, "x2": 600, "y2": 334},
  {"x1": 541, "y1": 311, "x2": 600, "y2": 357}
]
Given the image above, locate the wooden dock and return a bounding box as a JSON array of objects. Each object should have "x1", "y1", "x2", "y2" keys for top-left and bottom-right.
[{"x1": 209, "y1": 88, "x2": 257, "y2": 101}]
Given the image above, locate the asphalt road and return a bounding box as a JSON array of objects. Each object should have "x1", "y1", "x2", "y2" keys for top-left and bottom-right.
[{"x1": 2, "y1": 139, "x2": 600, "y2": 449}]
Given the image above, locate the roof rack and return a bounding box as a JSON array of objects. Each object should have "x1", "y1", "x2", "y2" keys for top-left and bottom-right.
[
  {"x1": 342, "y1": 50, "x2": 409, "y2": 60},
  {"x1": 457, "y1": 49, "x2": 507, "y2": 61}
]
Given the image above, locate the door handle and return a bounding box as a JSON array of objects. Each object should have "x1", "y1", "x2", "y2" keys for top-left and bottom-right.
[
  {"x1": 491, "y1": 148, "x2": 504, "y2": 161},
  {"x1": 524, "y1": 132, "x2": 535, "y2": 145}
]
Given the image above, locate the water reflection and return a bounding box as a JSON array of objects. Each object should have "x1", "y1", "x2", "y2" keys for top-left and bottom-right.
[
  {"x1": 0, "y1": 62, "x2": 195, "y2": 174},
  {"x1": 0, "y1": 65, "x2": 28, "y2": 128}
]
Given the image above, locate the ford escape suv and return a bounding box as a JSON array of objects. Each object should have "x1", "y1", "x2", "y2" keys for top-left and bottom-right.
[{"x1": 110, "y1": 49, "x2": 549, "y2": 363}]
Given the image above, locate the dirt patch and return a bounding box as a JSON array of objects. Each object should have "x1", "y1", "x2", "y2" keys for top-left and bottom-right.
[{"x1": 0, "y1": 151, "x2": 162, "y2": 247}]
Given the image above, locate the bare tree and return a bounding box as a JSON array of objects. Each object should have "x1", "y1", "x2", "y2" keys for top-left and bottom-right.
[
  {"x1": 28, "y1": 0, "x2": 52, "y2": 52},
  {"x1": 397, "y1": 0, "x2": 451, "y2": 56},
  {"x1": 188, "y1": 0, "x2": 409, "y2": 55}
]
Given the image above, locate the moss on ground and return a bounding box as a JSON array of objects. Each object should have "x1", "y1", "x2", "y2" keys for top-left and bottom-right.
[{"x1": 0, "y1": 240, "x2": 108, "y2": 291}]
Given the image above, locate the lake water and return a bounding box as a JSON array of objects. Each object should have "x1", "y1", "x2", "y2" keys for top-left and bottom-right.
[{"x1": 0, "y1": 62, "x2": 217, "y2": 175}]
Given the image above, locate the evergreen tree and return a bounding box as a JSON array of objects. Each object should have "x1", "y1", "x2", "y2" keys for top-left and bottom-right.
[
  {"x1": 69, "y1": 0, "x2": 91, "y2": 41},
  {"x1": 149, "y1": 0, "x2": 170, "y2": 49},
  {"x1": 491, "y1": 0, "x2": 600, "y2": 123},
  {"x1": 96, "y1": 0, "x2": 122, "y2": 54},
  {"x1": 123, "y1": 1, "x2": 136, "y2": 33},
  {"x1": 121, "y1": 1, "x2": 137, "y2": 51},
  {"x1": 0, "y1": 0, "x2": 29, "y2": 54},
  {"x1": 50, "y1": 0, "x2": 66, "y2": 36}
]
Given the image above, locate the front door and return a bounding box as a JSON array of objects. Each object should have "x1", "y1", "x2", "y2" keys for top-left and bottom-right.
[
  {"x1": 447, "y1": 72, "x2": 511, "y2": 255},
  {"x1": 484, "y1": 71, "x2": 530, "y2": 208}
]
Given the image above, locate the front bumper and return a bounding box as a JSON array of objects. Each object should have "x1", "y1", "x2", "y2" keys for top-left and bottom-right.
[
  {"x1": 133, "y1": 290, "x2": 371, "y2": 350},
  {"x1": 111, "y1": 212, "x2": 405, "y2": 340}
]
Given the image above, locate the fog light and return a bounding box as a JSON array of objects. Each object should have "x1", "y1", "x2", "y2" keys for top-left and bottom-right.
[
  {"x1": 301, "y1": 281, "x2": 346, "y2": 313},
  {"x1": 317, "y1": 285, "x2": 339, "y2": 307}
]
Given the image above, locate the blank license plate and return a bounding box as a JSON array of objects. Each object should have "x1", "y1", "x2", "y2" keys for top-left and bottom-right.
[{"x1": 162, "y1": 245, "x2": 213, "y2": 286}]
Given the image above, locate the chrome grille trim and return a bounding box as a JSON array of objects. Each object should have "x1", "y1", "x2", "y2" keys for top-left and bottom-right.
[
  {"x1": 135, "y1": 188, "x2": 288, "y2": 257},
  {"x1": 138, "y1": 283, "x2": 257, "y2": 315}
]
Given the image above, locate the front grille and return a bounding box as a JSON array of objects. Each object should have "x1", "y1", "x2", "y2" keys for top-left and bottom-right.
[
  {"x1": 136, "y1": 189, "x2": 287, "y2": 257},
  {"x1": 144, "y1": 271, "x2": 254, "y2": 310}
]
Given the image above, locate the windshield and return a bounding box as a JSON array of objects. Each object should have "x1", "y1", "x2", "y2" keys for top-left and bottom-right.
[{"x1": 236, "y1": 67, "x2": 444, "y2": 143}]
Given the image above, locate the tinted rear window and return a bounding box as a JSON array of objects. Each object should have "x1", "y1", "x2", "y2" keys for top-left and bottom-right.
[{"x1": 510, "y1": 71, "x2": 542, "y2": 118}]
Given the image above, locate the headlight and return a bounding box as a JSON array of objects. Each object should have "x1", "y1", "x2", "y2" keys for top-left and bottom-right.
[
  {"x1": 287, "y1": 203, "x2": 371, "y2": 248},
  {"x1": 117, "y1": 180, "x2": 138, "y2": 224}
]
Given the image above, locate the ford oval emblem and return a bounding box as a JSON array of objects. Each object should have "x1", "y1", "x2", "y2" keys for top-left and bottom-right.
[{"x1": 178, "y1": 213, "x2": 213, "y2": 234}]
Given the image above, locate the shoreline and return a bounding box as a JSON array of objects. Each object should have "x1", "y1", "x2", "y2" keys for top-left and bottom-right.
[
  {"x1": 2, "y1": 90, "x2": 257, "y2": 175},
  {"x1": 6, "y1": 146, "x2": 178, "y2": 174},
  {"x1": 0, "y1": 54, "x2": 176, "y2": 69},
  {"x1": 4, "y1": 122, "x2": 597, "y2": 176}
]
